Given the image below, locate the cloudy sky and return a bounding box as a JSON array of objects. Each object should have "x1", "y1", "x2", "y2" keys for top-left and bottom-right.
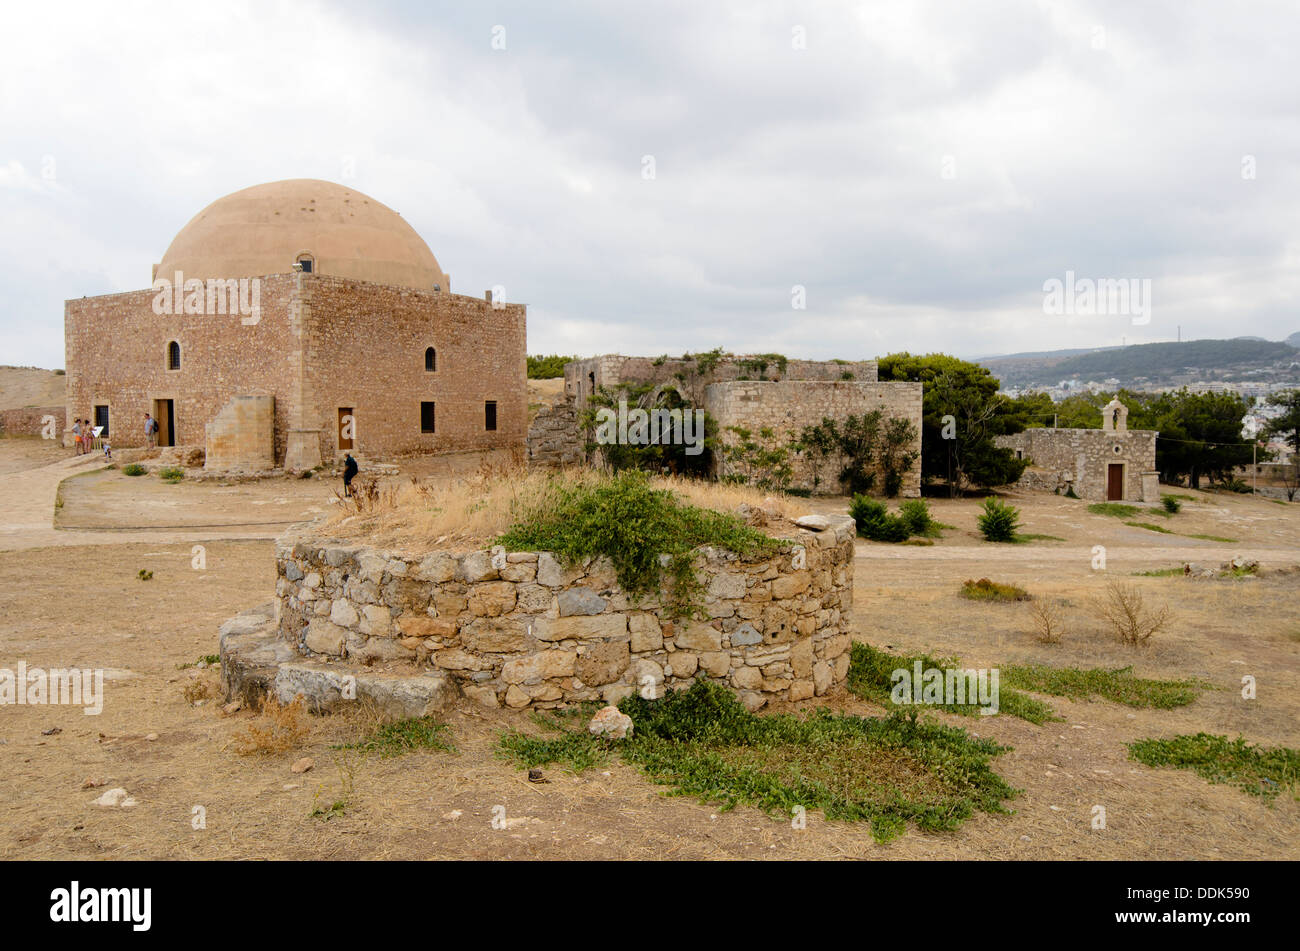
[{"x1": 2, "y1": 0, "x2": 1297, "y2": 369}]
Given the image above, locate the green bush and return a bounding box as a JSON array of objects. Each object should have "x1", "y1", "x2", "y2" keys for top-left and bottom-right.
[
  {"x1": 158, "y1": 466, "x2": 184, "y2": 483},
  {"x1": 977, "y1": 498, "x2": 1020, "y2": 542},
  {"x1": 898, "y1": 499, "x2": 933, "y2": 537},
  {"x1": 849, "y1": 495, "x2": 911, "y2": 542},
  {"x1": 526, "y1": 354, "x2": 576, "y2": 379},
  {"x1": 1161, "y1": 495, "x2": 1181, "y2": 514},
  {"x1": 123, "y1": 463, "x2": 147, "y2": 476},
  {"x1": 498, "y1": 471, "x2": 776, "y2": 617}
]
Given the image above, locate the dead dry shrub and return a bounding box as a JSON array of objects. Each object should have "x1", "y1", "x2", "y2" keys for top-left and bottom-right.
[
  {"x1": 228, "y1": 693, "x2": 310, "y2": 755},
  {"x1": 182, "y1": 676, "x2": 214, "y2": 704},
  {"x1": 1092, "y1": 580, "x2": 1173, "y2": 647},
  {"x1": 1028, "y1": 598, "x2": 1067, "y2": 644}
]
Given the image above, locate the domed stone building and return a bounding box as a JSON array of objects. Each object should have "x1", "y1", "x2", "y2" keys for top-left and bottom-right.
[{"x1": 65, "y1": 179, "x2": 526, "y2": 470}]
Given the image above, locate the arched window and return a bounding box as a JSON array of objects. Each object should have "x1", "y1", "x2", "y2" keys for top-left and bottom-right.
[
  {"x1": 295, "y1": 252, "x2": 314, "y2": 273},
  {"x1": 425, "y1": 347, "x2": 437, "y2": 372},
  {"x1": 167, "y1": 340, "x2": 181, "y2": 370}
]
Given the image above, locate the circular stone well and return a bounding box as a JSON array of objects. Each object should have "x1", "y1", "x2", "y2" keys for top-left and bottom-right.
[{"x1": 221, "y1": 513, "x2": 856, "y2": 713}]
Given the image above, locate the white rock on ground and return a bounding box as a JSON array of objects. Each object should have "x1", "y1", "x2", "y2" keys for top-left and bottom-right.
[{"x1": 588, "y1": 705, "x2": 634, "y2": 740}]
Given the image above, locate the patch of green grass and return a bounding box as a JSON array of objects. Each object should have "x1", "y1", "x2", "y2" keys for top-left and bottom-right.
[
  {"x1": 1128, "y1": 733, "x2": 1300, "y2": 800},
  {"x1": 1125, "y1": 520, "x2": 1175, "y2": 534},
  {"x1": 122, "y1": 463, "x2": 147, "y2": 476},
  {"x1": 959, "y1": 578, "x2": 1031, "y2": 602},
  {"x1": 847, "y1": 643, "x2": 1057, "y2": 725},
  {"x1": 1187, "y1": 533, "x2": 1239, "y2": 543},
  {"x1": 1088, "y1": 502, "x2": 1139, "y2": 518},
  {"x1": 1002, "y1": 665, "x2": 1207, "y2": 709},
  {"x1": 1133, "y1": 566, "x2": 1185, "y2": 577},
  {"x1": 308, "y1": 800, "x2": 348, "y2": 820},
  {"x1": 336, "y1": 716, "x2": 455, "y2": 758},
  {"x1": 158, "y1": 465, "x2": 184, "y2": 483},
  {"x1": 176, "y1": 654, "x2": 221, "y2": 670},
  {"x1": 498, "y1": 679, "x2": 1018, "y2": 842},
  {"x1": 498, "y1": 471, "x2": 777, "y2": 617},
  {"x1": 1015, "y1": 533, "x2": 1066, "y2": 542}
]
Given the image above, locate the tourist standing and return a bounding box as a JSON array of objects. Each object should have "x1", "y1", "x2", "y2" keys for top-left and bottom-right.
[
  {"x1": 343, "y1": 453, "x2": 358, "y2": 498},
  {"x1": 71, "y1": 418, "x2": 83, "y2": 454},
  {"x1": 144, "y1": 413, "x2": 157, "y2": 449}
]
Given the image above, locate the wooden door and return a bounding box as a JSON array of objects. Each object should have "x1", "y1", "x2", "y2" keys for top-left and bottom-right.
[
  {"x1": 1107, "y1": 463, "x2": 1124, "y2": 500},
  {"x1": 338, "y1": 407, "x2": 354, "y2": 450},
  {"x1": 153, "y1": 399, "x2": 175, "y2": 447}
]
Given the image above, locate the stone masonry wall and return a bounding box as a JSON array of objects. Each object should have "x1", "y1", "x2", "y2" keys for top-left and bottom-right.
[
  {"x1": 205, "y1": 395, "x2": 276, "y2": 471},
  {"x1": 274, "y1": 515, "x2": 856, "y2": 711},
  {"x1": 704, "y1": 380, "x2": 924, "y2": 497},
  {"x1": 565, "y1": 354, "x2": 879, "y2": 409},
  {"x1": 304, "y1": 278, "x2": 527, "y2": 461},
  {"x1": 0, "y1": 405, "x2": 64, "y2": 438},
  {"x1": 996, "y1": 428, "x2": 1158, "y2": 501},
  {"x1": 64, "y1": 273, "x2": 526, "y2": 466},
  {"x1": 527, "y1": 395, "x2": 582, "y2": 467}
]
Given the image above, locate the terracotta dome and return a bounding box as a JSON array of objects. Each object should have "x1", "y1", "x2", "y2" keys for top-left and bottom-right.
[{"x1": 154, "y1": 179, "x2": 448, "y2": 291}]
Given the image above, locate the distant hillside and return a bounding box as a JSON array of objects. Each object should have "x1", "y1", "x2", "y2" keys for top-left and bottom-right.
[
  {"x1": 1053, "y1": 339, "x2": 1295, "y2": 379},
  {"x1": 0, "y1": 366, "x2": 65, "y2": 410},
  {"x1": 1287, "y1": 331, "x2": 1300, "y2": 348},
  {"x1": 979, "y1": 338, "x2": 1300, "y2": 390}
]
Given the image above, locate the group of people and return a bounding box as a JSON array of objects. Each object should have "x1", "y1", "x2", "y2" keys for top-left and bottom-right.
[
  {"x1": 70, "y1": 417, "x2": 110, "y2": 458},
  {"x1": 67, "y1": 411, "x2": 361, "y2": 496},
  {"x1": 68, "y1": 411, "x2": 162, "y2": 459}
]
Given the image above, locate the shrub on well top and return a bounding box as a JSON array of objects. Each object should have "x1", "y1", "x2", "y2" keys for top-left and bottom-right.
[{"x1": 977, "y1": 497, "x2": 1020, "y2": 542}]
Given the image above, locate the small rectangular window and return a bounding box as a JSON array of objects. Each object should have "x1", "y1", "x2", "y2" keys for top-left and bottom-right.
[
  {"x1": 95, "y1": 405, "x2": 109, "y2": 436},
  {"x1": 421, "y1": 401, "x2": 436, "y2": 434},
  {"x1": 485, "y1": 400, "x2": 497, "y2": 432}
]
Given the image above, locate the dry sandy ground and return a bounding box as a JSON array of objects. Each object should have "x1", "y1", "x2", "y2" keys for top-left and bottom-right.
[
  {"x1": 1, "y1": 442, "x2": 1297, "y2": 860},
  {"x1": 0, "y1": 366, "x2": 65, "y2": 409}
]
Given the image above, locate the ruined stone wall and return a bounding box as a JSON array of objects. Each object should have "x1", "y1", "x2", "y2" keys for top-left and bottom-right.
[
  {"x1": 0, "y1": 405, "x2": 64, "y2": 438},
  {"x1": 273, "y1": 515, "x2": 856, "y2": 711},
  {"x1": 205, "y1": 395, "x2": 276, "y2": 471},
  {"x1": 565, "y1": 354, "x2": 878, "y2": 408},
  {"x1": 305, "y1": 278, "x2": 526, "y2": 461},
  {"x1": 704, "y1": 380, "x2": 924, "y2": 497},
  {"x1": 526, "y1": 395, "x2": 582, "y2": 467},
  {"x1": 996, "y1": 428, "x2": 1158, "y2": 501},
  {"x1": 64, "y1": 276, "x2": 301, "y2": 458}
]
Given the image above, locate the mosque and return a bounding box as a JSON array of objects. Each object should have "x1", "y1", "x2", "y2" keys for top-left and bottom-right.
[{"x1": 63, "y1": 179, "x2": 527, "y2": 470}]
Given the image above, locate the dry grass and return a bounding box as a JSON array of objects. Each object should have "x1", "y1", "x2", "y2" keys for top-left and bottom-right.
[
  {"x1": 181, "y1": 674, "x2": 215, "y2": 705},
  {"x1": 1092, "y1": 580, "x2": 1174, "y2": 647},
  {"x1": 320, "y1": 463, "x2": 793, "y2": 553},
  {"x1": 1027, "y1": 598, "x2": 1068, "y2": 644},
  {"x1": 228, "y1": 693, "x2": 311, "y2": 755}
]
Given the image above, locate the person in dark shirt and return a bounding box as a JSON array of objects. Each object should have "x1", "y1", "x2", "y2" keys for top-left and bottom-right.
[{"x1": 343, "y1": 453, "x2": 358, "y2": 497}]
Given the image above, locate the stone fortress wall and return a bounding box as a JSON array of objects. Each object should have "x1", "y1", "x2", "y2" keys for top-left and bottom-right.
[
  {"x1": 704, "y1": 380, "x2": 925, "y2": 496},
  {"x1": 529, "y1": 353, "x2": 924, "y2": 497}
]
